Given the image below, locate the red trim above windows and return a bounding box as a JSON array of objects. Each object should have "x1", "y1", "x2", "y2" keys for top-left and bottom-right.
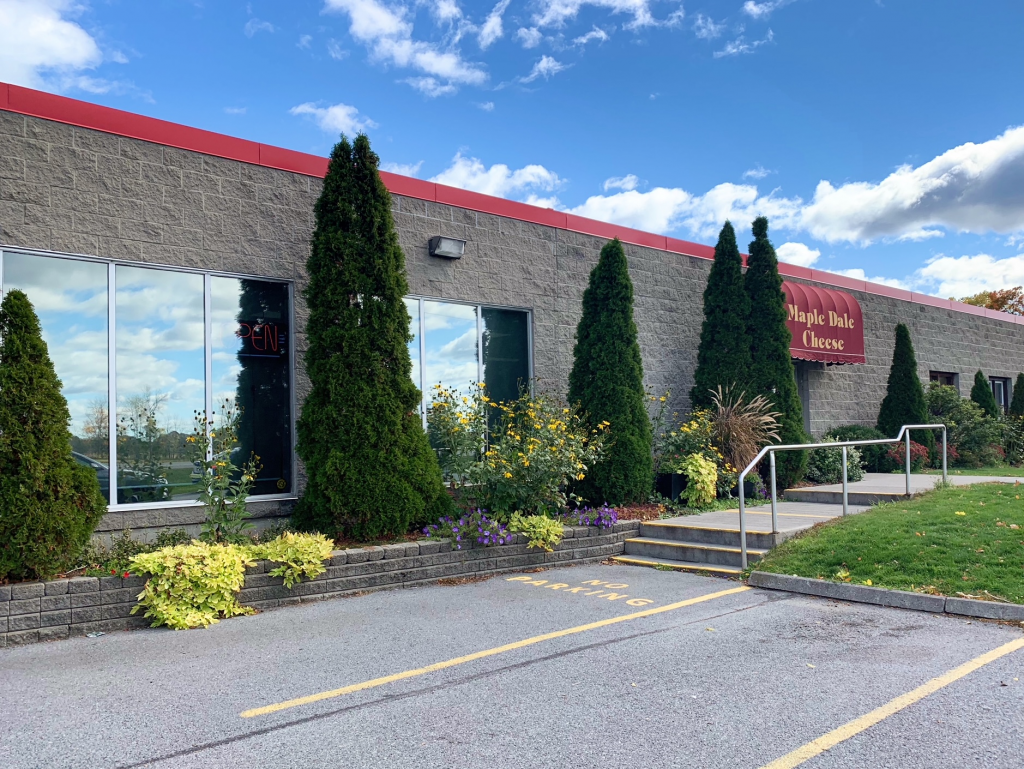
[{"x1": 1, "y1": 81, "x2": 1020, "y2": 324}]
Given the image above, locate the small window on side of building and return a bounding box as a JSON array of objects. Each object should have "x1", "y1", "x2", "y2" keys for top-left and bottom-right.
[
  {"x1": 990, "y1": 377, "x2": 1012, "y2": 412},
  {"x1": 929, "y1": 371, "x2": 958, "y2": 391}
]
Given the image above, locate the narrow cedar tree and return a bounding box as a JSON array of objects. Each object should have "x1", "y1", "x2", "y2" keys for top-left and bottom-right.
[
  {"x1": 876, "y1": 323, "x2": 934, "y2": 453},
  {"x1": 690, "y1": 221, "x2": 752, "y2": 410},
  {"x1": 0, "y1": 290, "x2": 106, "y2": 580},
  {"x1": 970, "y1": 370, "x2": 1000, "y2": 418},
  {"x1": 1010, "y1": 373, "x2": 1024, "y2": 417},
  {"x1": 293, "y1": 134, "x2": 450, "y2": 540},
  {"x1": 567, "y1": 238, "x2": 652, "y2": 505},
  {"x1": 744, "y1": 217, "x2": 808, "y2": 487}
]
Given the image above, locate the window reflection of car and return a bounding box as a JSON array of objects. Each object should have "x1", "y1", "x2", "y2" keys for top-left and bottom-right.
[
  {"x1": 72, "y1": 452, "x2": 170, "y2": 504},
  {"x1": 191, "y1": 447, "x2": 243, "y2": 483}
]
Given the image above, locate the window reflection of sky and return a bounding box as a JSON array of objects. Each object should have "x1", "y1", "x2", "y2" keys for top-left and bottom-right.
[
  {"x1": 115, "y1": 266, "x2": 205, "y2": 433},
  {"x1": 404, "y1": 298, "x2": 420, "y2": 394},
  {"x1": 2, "y1": 253, "x2": 107, "y2": 437},
  {"x1": 423, "y1": 301, "x2": 478, "y2": 398}
]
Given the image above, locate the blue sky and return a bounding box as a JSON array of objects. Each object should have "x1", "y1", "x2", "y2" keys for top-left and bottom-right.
[{"x1": 3, "y1": 0, "x2": 1024, "y2": 298}]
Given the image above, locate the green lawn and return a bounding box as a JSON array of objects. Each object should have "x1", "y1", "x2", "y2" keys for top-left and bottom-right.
[
  {"x1": 753, "y1": 483, "x2": 1024, "y2": 603},
  {"x1": 921, "y1": 465, "x2": 1024, "y2": 478}
]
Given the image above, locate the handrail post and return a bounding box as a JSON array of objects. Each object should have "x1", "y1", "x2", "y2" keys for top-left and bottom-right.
[
  {"x1": 942, "y1": 426, "x2": 947, "y2": 483},
  {"x1": 905, "y1": 430, "x2": 911, "y2": 496},
  {"x1": 842, "y1": 445, "x2": 849, "y2": 516},
  {"x1": 738, "y1": 470, "x2": 748, "y2": 570},
  {"x1": 769, "y1": 450, "x2": 778, "y2": 535}
]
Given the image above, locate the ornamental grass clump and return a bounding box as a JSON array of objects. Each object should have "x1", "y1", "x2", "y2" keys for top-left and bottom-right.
[
  {"x1": 708, "y1": 385, "x2": 781, "y2": 473},
  {"x1": 424, "y1": 509, "x2": 512, "y2": 550}
]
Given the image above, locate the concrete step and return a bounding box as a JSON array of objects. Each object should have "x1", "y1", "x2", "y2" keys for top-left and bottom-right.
[
  {"x1": 784, "y1": 487, "x2": 909, "y2": 506},
  {"x1": 624, "y1": 537, "x2": 768, "y2": 568},
  {"x1": 640, "y1": 521, "x2": 778, "y2": 550},
  {"x1": 611, "y1": 554, "x2": 744, "y2": 576}
]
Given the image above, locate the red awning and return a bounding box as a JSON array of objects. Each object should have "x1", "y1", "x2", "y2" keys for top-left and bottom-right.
[{"x1": 782, "y1": 281, "x2": 866, "y2": 365}]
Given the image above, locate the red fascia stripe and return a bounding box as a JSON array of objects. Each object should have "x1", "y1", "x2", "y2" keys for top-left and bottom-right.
[{"x1": 1, "y1": 80, "x2": 1021, "y2": 326}]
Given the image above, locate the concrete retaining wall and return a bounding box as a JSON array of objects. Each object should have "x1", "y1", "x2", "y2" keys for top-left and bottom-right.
[{"x1": 0, "y1": 522, "x2": 640, "y2": 647}]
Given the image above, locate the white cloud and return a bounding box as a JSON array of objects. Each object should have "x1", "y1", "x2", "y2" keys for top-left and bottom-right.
[
  {"x1": 743, "y1": 164, "x2": 772, "y2": 180},
  {"x1": 914, "y1": 253, "x2": 1024, "y2": 299},
  {"x1": 827, "y1": 268, "x2": 909, "y2": 290},
  {"x1": 520, "y1": 55, "x2": 567, "y2": 83},
  {"x1": 403, "y1": 76, "x2": 457, "y2": 96},
  {"x1": 573, "y1": 26, "x2": 610, "y2": 45},
  {"x1": 244, "y1": 18, "x2": 274, "y2": 37},
  {"x1": 665, "y1": 5, "x2": 685, "y2": 27},
  {"x1": 0, "y1": 0, "x2": 101, "y2": 89},
  {"x1": 604, "y1": 174, "x2": 639, "y2": 191},
  {"x1": 381, "y1": 160, "x2": 424, "y2": 176},
  {"x1": 799, "y1": 125, "x2": 1024, "y2": 244},
  {"x1": 715, "y1": 28, "x2": 774, "y2": 58},
  {"x1": 430, "y1": 0, "x2": 463, "y2": 24},
  {"x1": 477, "y1": 101, "x2": 495, "y2": 111},
  {"x1": 298, "y1": 34, "x2": 312, "y2": 48},
  {"x1": 327, "y1": 39, "x2": 349, "y2": 59},
  {"x1": 776, "y1": 241, "x2": 820, "y2": 268},
  {"x1": 431, "y1": 152, "x2": 563, "y2": 200},
  {"x1": 289, "y1": 102, "x2": 378, "y2": 135},
  {"x1": 224, "y1": 106, "x2": 247, "y2": 115},
  {"x1": 324, "y1": 0, "x2": 486, "y2": 94},
  {"x1": 692, "y1": 13, "x2": 724, "y2": 40},
  {"x1": 478, "y1": 0, "x2": 511, "y2": 49},
  {"x1": 516, "y1": 27, "x2": 543, "y2": 48},
  {"x1": 742, "y1": 0, "x2": 792, "y2": 19},
  {"x1": 531, "y1": 0, "x2": 656, "y2": 30}
]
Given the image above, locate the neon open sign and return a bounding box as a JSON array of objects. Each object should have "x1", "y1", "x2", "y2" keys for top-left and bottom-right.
[{"x1": 237, "y1": 322, "x2": 287, "y2": 358}]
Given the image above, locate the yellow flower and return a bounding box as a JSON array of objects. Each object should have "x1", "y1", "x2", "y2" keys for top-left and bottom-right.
[
  {"x1": 504, "y1": 472, "x2": 513, "y2": 479},
  {"x1": 523, "y1": 460, "x2": 530, "y2": 467},
  {"x1": 576, "y1": 473, "x2": 585, "y2": 480}
]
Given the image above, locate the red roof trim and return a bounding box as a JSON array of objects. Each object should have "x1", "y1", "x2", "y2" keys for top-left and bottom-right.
[{"x1": 1, "y1": 81, "x2": 1021, "y2": 326}]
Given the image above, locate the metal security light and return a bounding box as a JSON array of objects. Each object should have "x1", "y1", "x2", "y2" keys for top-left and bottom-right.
[{"x1": 428, "y1": 236, "x2": 466, "y2": 259}]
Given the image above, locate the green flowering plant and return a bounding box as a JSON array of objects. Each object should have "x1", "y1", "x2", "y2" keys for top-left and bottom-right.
[
  {"x1": 426, "y1": 383, "x2": 489, "y2": 485},
  {"x1": 250, "y1": 532, "x2": 335, "y2": 588},
  {"x1": 677, "y1": 453, "x2": 718, "y2": 508},
  {"x1": 189, "y1": 401, "x2": 261, "y2": 544}
]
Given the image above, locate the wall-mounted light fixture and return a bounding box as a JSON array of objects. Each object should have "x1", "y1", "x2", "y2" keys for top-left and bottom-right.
[{"x1": 428, "y1": 236, "x2": 466, "y2": 259}]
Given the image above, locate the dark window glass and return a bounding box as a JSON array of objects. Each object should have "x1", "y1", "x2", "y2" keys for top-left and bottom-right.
[
  {"x1": 482, "y1": 308, "x2": 530, "y2": 404},
  {"x1": 115, "y1": 266, "x2": 204, "y2": 503},
  {"x1": 929, "y1": 371, "x2": 957, "y2": 390},
  {"x1": 991, "y1": 378, "x2": 1010, "y2": 410},
  {"x1": 3, "y1": 253, "x2": 110, "y2": 501},
  {"x1": 212, "y1": 277, "x2": 291, "y2": 496}
]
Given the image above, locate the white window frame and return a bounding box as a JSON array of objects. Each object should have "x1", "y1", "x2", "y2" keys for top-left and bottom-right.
[{"x1": 0, "y1": 245, "x2": 297, "y2": 512}]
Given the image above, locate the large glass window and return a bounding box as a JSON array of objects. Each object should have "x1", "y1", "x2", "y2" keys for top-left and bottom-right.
[
  {"x1": 212, "y1": 276, "x2": 291, "y2": 495},
  {"x1": 2, "y1": 253, "x2": 111, "y2": 500},
  {"x1": 1, "y1": 248, "x2": 293, "y2": 508},
  {"x1": 406, "y1": 297, "x2": 531, "y2": 415}
]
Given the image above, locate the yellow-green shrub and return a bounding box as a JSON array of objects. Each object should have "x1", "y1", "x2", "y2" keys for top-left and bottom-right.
[
  {"x1": 678, "y1": 453, "x2": 717, "y2": 508},
  {"x1": 130, "y1": 542, "x2": 255, "y2": 630},
  {"x1": 509, "y1": 513, "x2": 564, "y2": 552},
  {"x1": 251, "y1": 532, "x2": 334, "y2": 588}
]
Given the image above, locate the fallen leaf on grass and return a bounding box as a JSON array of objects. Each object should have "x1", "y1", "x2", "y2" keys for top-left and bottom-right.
[{"x1": 955, "y1": 511, "x2": 967, "y2": 516}]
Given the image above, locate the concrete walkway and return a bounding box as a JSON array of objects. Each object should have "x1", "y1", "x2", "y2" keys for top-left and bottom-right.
[{"x1": 794, "y1": 471, "x2": 1021, "y2": 495}]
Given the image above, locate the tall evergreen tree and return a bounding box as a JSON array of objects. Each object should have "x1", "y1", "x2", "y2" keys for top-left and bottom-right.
[
  {"x1": 876, "y1": 323, "x2": 933, "y2": 451},
  {"x1": 0, "y1": 290, "x2": 106, "y2": 580},
  {"x1": 690, "y1": 221, "x2": 751, "y2": 409},
  {"x1": 568, "y1": 238, "x2": 652, "y2": 505},
  {"x1": 744, "y1": 217, "x2": 808, "y2": 487},
  {"x1": 970, "y1": 370, "x2": 1000, "y2": 418},
  {"x1": 293, "y1": 134, "x2": 450, "y2": 540},
  {"x1": 1009, "y1": 373, "x2": 1024, "y2": 417}
]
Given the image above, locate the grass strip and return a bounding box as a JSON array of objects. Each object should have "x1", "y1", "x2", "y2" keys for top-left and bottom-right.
[{"x1": 754, "y1": 482, "x2": 1024, "y2": 604}]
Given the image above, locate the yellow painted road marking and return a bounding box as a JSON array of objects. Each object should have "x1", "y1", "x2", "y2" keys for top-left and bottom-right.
[
  {"x1": 759, "y1": 636, "x2": 1024, "y2": 769},
  {"x1": 240, "y1": 585, "x2": 751, "y2": 719}
]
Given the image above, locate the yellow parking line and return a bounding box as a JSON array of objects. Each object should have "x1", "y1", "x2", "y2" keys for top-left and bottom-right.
[
  {"x1": 759, "y1": 636, "x2": 1024, "y2": 769},
  {"x1": 240, "y1": 585, "x2": 751, "y2": 719}
]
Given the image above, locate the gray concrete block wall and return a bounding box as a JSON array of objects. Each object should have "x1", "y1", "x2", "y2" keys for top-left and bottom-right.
[{"x1": 3, "y1": 108, "x2": 1024, "y2": 534}]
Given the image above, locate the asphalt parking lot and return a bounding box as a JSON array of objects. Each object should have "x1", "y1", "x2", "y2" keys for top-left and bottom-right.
[{"x1": 1, "y1": 563, "x2": 1022, "y2": 769}]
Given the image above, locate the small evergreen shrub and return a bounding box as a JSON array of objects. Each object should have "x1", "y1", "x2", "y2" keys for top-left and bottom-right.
[
  {"x1": 805, "y1": 439, "x2": 865, "y2": 484},
  {"x1": 970, "y1": 370, "x2": 1000, "y2": 418},
  {"x1": 567, "y1": 238, "x2": 652, "y2": 505},
  {"x1": 825, "y1": 425, "x2": 894, "y2": 473},
  {"x1": 876, "y1": 323, "x2": 934, "y2": 454},
  {"x1": 508, "y1": 513, "x2": 565, "y2": 552},
  {"x1": 0, "y1": 290, "x2": 106, "y2": 580},
  {"x1": 926, "y1": 383, "x2": 1004, "y2": 467},
  {"x1": 1009, "y1": 373, "x2": 1024, "y2": 417}
]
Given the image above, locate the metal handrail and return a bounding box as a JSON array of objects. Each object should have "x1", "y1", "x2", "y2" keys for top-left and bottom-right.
[{"x1": 736, "y1": 423, "x2": 947, "y2": 569}]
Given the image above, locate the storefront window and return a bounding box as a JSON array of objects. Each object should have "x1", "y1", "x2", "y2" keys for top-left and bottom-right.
[
  {"x1": 407, "y1": 298, "x2": 530, "y2": 414},
  {"x1": 2, "y1": 253, "x2": 111, "y2": 500},
  {"x1": 1, "y1": 248, "x2": 293, "y2": 508}
]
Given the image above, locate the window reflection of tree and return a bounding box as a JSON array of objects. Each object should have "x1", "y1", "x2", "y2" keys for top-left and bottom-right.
[
  {"x1": 116, "y1": 390, "x2": 172, "y2": 503},
  {"x1": 234, "y1": 280, "x2": 291, "y2": 496}
]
